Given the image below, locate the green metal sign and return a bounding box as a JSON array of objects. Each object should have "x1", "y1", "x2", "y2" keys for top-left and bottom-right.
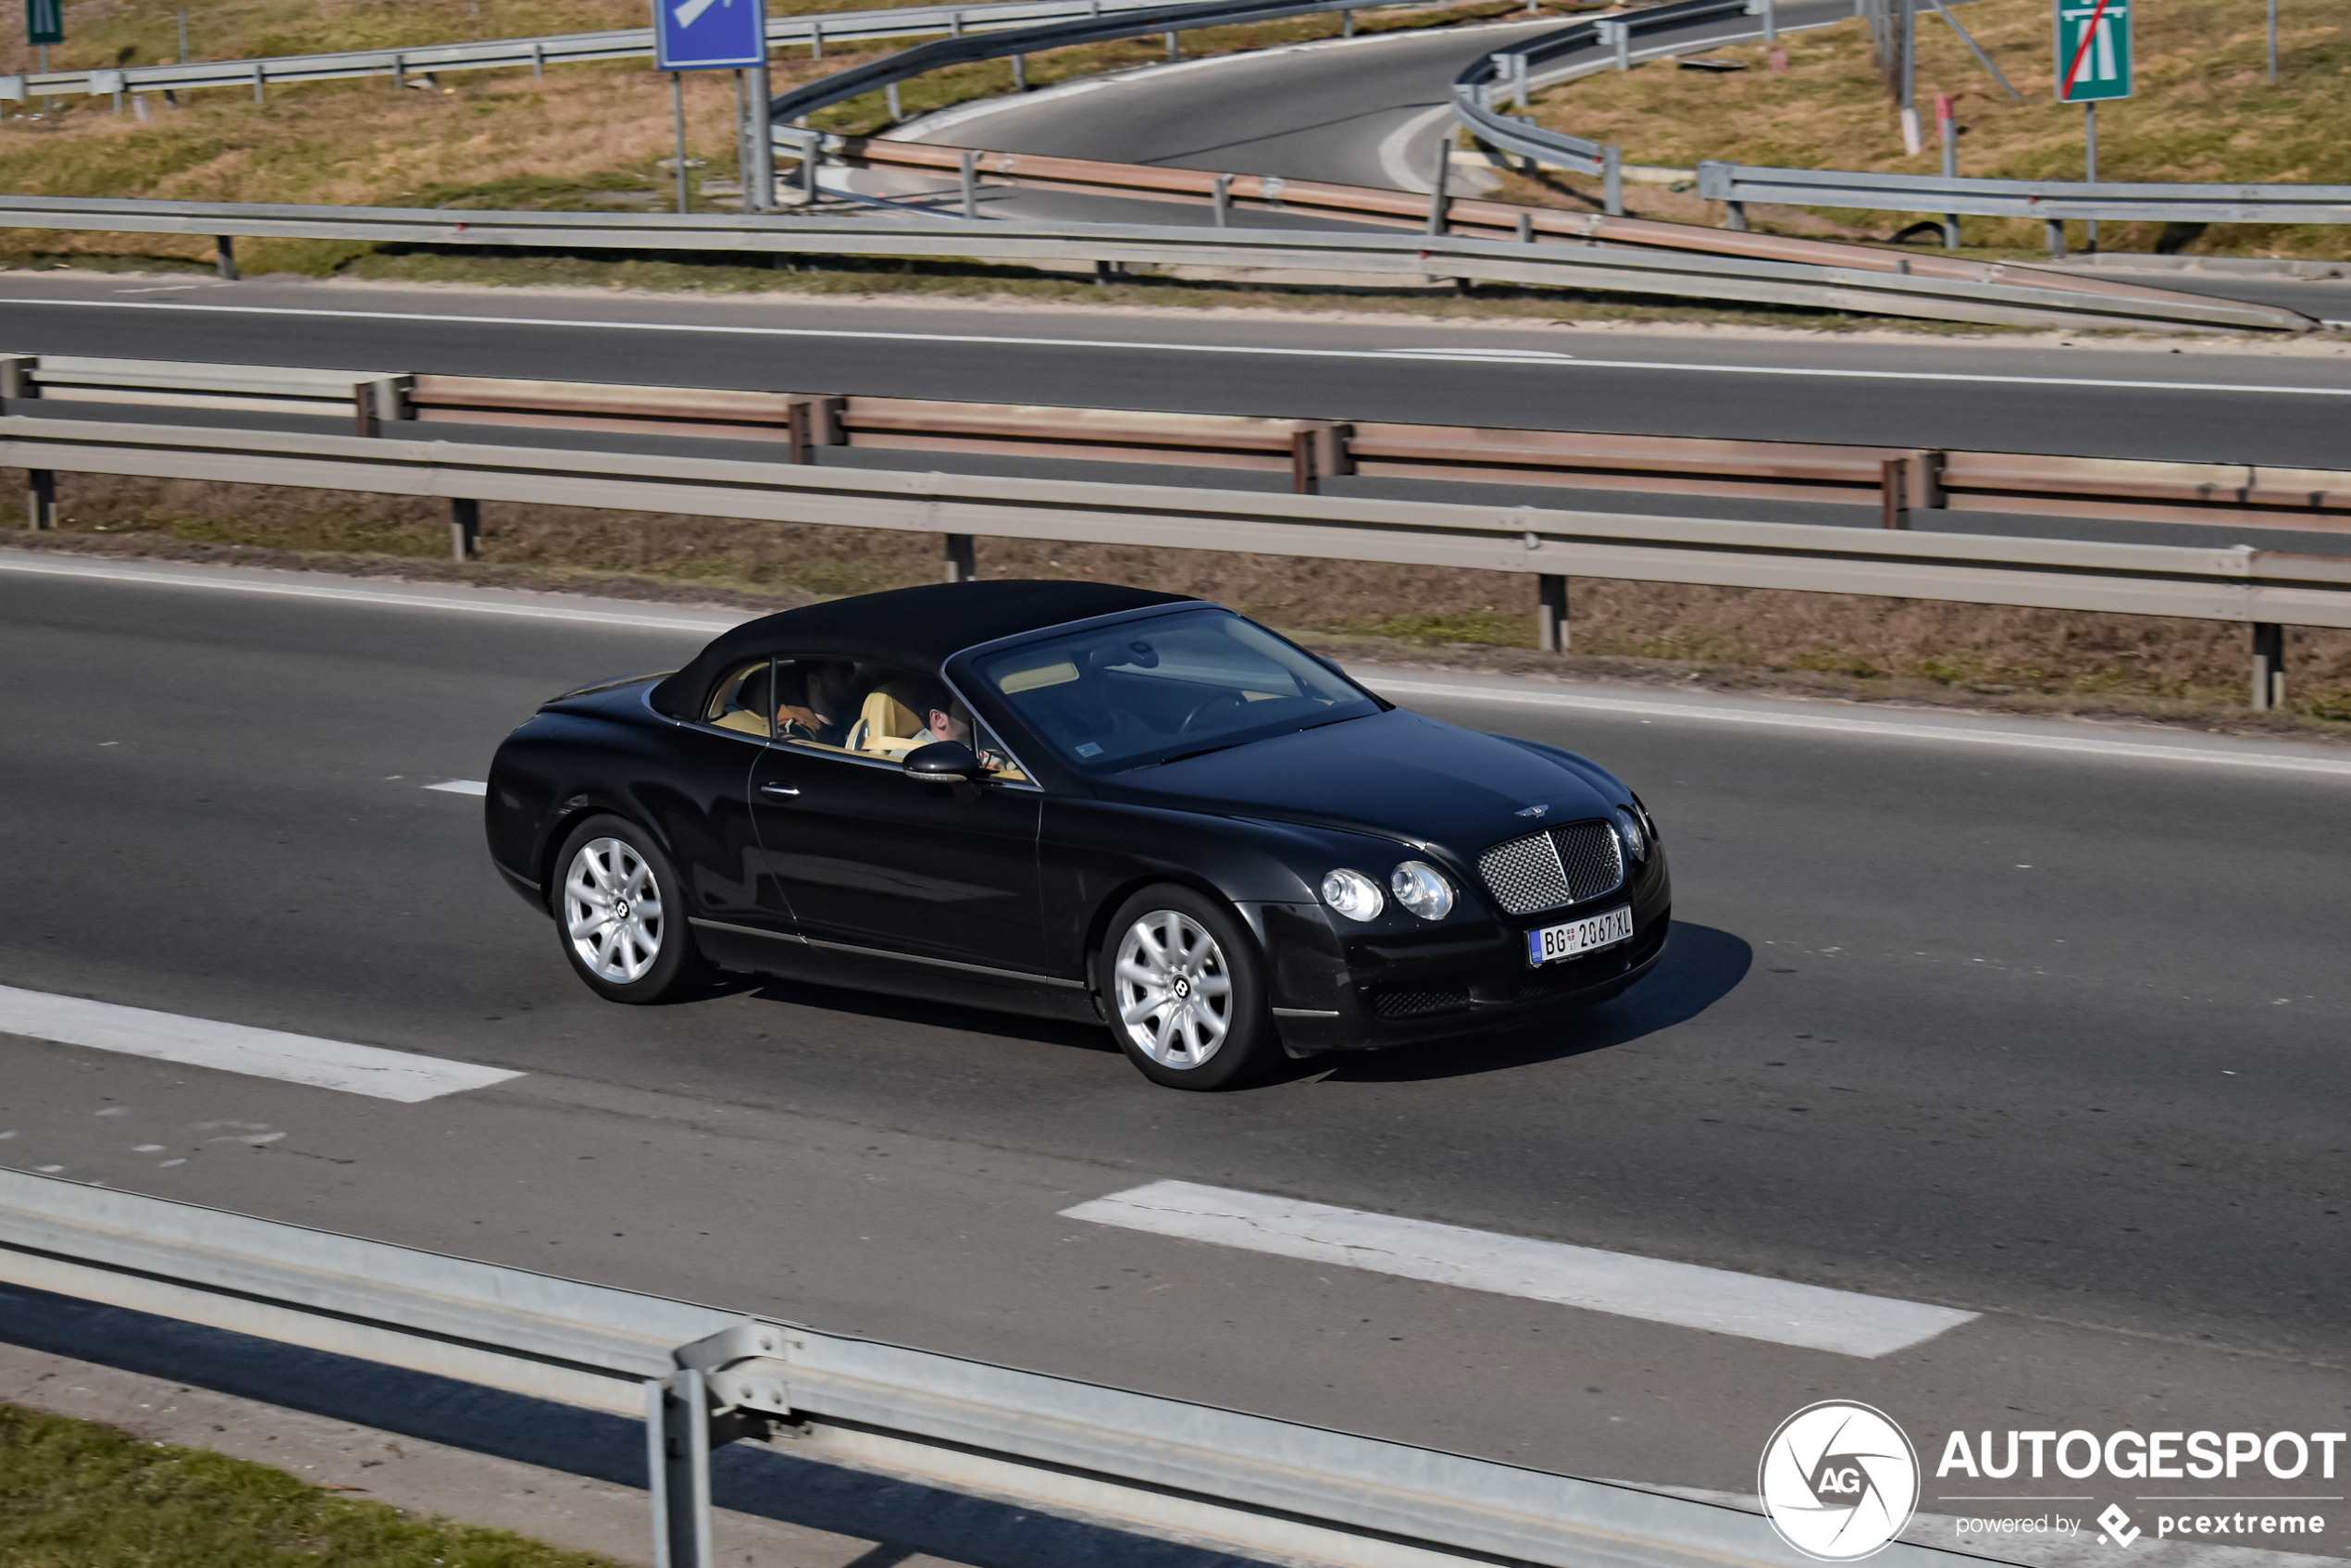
[
  {"x1": 2055, "y1": 0, "x2": 2132, "y2": 102},
  {"x1": 24, "y1": 0, "x2": 61, "y2": 46}
]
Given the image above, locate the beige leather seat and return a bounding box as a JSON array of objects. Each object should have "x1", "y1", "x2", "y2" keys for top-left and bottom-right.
[{"x1": 848, "y1": 686, "x2": 927, "y2": 756}]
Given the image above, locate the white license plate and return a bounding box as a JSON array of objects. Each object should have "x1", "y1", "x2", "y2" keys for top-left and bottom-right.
[{"x1": 1526, "y1": 905, "x2": 1635, "y2": 966}]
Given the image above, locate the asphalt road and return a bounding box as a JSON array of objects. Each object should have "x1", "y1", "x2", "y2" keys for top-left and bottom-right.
[
  {"x1": 6, "y1": 274, "x2": 2351, "y2": 475},
  {"x1": 3, "y1": 556, "x2": 2345, "y2": 1556},
  {"x1": 858, "y1": 1, "x2": 2351, "y2": 330}
]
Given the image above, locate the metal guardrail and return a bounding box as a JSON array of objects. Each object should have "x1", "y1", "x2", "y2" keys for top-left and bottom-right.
[
  {"x1": 0, "y1": 0, "x2": 1245, "y2": 103},
  {"x1": 837, "y1": 136, "x2": 2320, "y2": 331},
  {"x1": 1453, "y1": 0, "x2": 2351, "y2": 246},
  {"x1": 0, "y1": 192, "x2": 2308, "y2": 330},
  {"x1": 0, "y1": 1165, "x2": 1975, "y2": 1568},
  {"x1": 18, "y1": 354, "x2": 2351, "y2": 545},
  {"x1": 8, "y1": 406, "x2": 2351, "y2": 641},
  {"x1": 1692, "y1": 162, "x2": 2351, "y2": 234}
]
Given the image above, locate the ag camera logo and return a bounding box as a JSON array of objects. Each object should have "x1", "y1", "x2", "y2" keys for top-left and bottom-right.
[{"x1": 1760, "y1": 1401, "x2": 1922, "y2": 1561}]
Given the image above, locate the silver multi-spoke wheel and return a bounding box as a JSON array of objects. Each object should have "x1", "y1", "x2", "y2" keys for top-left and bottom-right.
[
  {"x1": 1113, "y1": 909, "x2": 1234, "y2": 1070},
  {"x1": 563, "y1": 836, "x2": 665, "y2": 985}
]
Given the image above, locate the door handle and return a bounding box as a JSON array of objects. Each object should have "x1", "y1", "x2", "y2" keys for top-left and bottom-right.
[{"x1": 759, "y1": 782, "x2": 802, "y2": 799}]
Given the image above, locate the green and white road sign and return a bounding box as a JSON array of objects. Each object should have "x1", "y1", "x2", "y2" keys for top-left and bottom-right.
[
  {"x1": 25, "y1": 0, "x2": 63, "y2": 46},
  {"x1": 2055, "y1": 0, "x2": 2132, "y2": 102}
]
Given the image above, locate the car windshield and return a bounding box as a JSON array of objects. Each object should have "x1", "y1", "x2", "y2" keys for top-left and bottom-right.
[{"x1": 971, "y1": 609, "x2": 1379, "y2": 772}]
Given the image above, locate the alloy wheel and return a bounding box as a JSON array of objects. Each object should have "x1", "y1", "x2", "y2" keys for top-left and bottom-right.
[
  {"x1": 1113, "y1": 909, "x2": 1233, "y2": 1069},
  {"x1": 564, "y1": 836, "x2": 665, "y2": 984}
]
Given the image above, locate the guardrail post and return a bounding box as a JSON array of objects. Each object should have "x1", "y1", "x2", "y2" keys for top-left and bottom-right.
[
  {"x1": 1879, "y1": 452, "x2": 1939, "y2": 527},
  {"x1": 392, "y1": 53, "x2": 404, "y2": 93},
  {"x1": 352, "y1": 376, "x2": 411, "y2": 438},
  {"x1": 0, "y1": 354, "x2": 33, "y2": 402},
  {"x1": 1289, "y1": 422, "x2": 1354, "y2": 494},
  {"x1": 885, "y1": 80, "x2": 902, "y2": 122},
  {"x1": 1212, "y1": 171, "x2": 1233, "y2": 226},
  {"x1": 785, "y1": 394, "x2": 846, "y2": 463},
  {"x1": 1426, "y1": 138, "x2": 1451, "y2": 234},
  {"x1": 1013, "y1": 53, "x2": 1026, "y2": 91},
  {"x1": 943, "y1": 533, "x2": 976, "y2": 582},
  {"x1": 2046, "y1": 218, "x2": 2065, "y2": 258},
  {"x1": 1537, "y1": 573, "x2": 1568, "y2": 653},
  {"x1": 2250, "y1": 623, "x2": 2284, "y2": 710},
  {"x1": 1603, "y1": 145, "x2": 1624, "y2": 216},
  {"x1": 530, "y1": 41, "x2": 544, "y2": 79},
  {"x1": 810, "y1": 19, "x2": 823, "y2": 59},
  {"x1": 23, "y1": 468, "x2": 55, "y2": 531},
  {"x1": 960, "y1": 148, "x2": 980, "y2": 218},
  {"x1": 449, "y1": 498, "x2": 481, "y2": 562},
  {"x1": 252, "y1": 60, "x2": 264, "y2": 103},
  {"x1": 1723, "y1": 200, "x2": 1748, "y2": 231},
  {"x1": 1165, "y1": 29, "x2": 1179, "y2": 60},
  {"x1": 214, "y1": 236, "x2": 239, "y2": 280},
  {"x1": 1341, "y1": 6, "x2": 1354, "y2": 34},
  {"x1": 646, "y1": 1372, "x2": 714, "y2": 1568}
]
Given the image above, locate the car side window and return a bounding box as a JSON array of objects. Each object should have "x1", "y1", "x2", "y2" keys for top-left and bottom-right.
[
  {"x1": 703, "y1": 660, "x2": 771, "y2": 738},
  {"x1": 774, "y1": 656, "x2": 1029, "y2": 782}
]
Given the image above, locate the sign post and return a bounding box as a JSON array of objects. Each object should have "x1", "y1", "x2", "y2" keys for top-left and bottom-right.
[
  {"x1": 653, "y1": 0, "x2": 773, "y2": 214},
  {"x1": 2054, "y1": 0, "x2": 2130, "y2": 254}
]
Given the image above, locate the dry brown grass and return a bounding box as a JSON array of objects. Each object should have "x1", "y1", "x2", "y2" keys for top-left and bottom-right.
[
  {"x1": 1520, "y1": 0, "x2": 2351, "y2": 257},
  {"x1": 19, "y1": 469, "x2": 2351, "y2": 727}
]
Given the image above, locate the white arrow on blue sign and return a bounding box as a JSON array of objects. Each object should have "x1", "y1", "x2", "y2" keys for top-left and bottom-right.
[{"x1": 655, "y1": 0, "x2": 768, "y2": 70}]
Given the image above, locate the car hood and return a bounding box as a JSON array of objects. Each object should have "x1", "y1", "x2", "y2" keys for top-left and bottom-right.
[{"x1": 1091, "y1": 708, "x2": 1622, "y2": 858}]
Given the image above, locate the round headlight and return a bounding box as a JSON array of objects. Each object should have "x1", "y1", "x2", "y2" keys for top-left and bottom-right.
[
  {"x1": 1612, "y1": 806, "x2": 1648, "y2": 864},
  {"x1": 1320, "y1": 868, "x2": 1385, "y2": 922},
  {"x1": 1389, "y1": 860, "x2": 1454, "y2": 921}
]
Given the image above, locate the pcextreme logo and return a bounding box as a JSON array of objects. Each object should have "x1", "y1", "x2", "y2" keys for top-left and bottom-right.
[{"x1": 1760, "y1": 1402, "x2": 1922, "y2": 1562}]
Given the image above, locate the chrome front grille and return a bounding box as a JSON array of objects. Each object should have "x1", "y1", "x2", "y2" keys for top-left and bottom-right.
[{"x1": 1476, "y1": 820, "x2": 1624, "y2": 916}]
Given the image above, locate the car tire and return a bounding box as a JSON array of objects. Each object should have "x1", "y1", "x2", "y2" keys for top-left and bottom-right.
[
  {"x1": 551, "y1": 815, "x2": 713, "y2": 1004},
  {"x1": 1099, "y1": 885, "x2": 1279, "y2": 1090}
]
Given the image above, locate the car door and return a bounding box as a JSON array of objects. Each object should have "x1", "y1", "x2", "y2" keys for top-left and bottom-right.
[
  {"x1": 746, "y1": 657, "x2": 1048, "y2": 977},
  {"x1": 661, "y1": 656, "x2": 796, "y2": 950}
]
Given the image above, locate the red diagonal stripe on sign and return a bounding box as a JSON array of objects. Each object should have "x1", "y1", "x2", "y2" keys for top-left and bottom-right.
[{"x1": 2061, "y1": 0, "x2": 2117, "y2": 97}]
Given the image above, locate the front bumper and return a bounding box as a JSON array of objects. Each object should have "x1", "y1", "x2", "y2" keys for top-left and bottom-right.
[{"x1": 1258, "y1": 851, "x2": 1672, "y2": 1053}]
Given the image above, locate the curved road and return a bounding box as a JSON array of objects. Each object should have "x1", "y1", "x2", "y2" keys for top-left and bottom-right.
[
  {"x1": 849, "y1": 3, "x2": 2351, "y2": 322},
  {"x1": 1, "y1": 554, "x2": 2345, "y2": 1558}
]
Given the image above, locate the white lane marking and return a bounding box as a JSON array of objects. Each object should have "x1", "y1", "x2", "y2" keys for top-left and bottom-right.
[
  {"x1": 425, "y1": 778, "x2": 489, "y2": 796},
  {"x1": 1381, "y1": 347, "x2": 1579, "y2": 362},
  {"x1": 0, "y1": 553, "x2": 743, "y2": 633},
  {"x1": 4, "y1": 295, "x2": 2347, "y2": 398},
  {"x1": 1064, "y1": 1180, "x2": 1976, "y2": 1357},
  {"x1": 1369, "y1": 675, "x2": 2351, "y2": 779},
  {"x1": 0, "y1": 984, "x2": 523, "y2": 1102}
]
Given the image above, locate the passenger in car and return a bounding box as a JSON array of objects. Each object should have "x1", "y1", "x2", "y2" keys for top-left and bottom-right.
[{"x1": 775, "y1": 659, "x2": 859, "y2": 748}]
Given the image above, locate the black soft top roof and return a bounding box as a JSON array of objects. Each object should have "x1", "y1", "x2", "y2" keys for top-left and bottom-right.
[{"x1": 648, "y1": 579, "x2": 1197, "y2": 717}]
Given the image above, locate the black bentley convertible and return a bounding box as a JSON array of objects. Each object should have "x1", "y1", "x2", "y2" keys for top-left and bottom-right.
[{"x1": 485, "y1": 581, "x2": 1669, "y2": 1088}]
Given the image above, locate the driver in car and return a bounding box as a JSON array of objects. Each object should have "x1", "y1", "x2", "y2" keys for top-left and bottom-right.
[{"x1": 914, "y1": 681, "x2": 1008, "y2": 776}]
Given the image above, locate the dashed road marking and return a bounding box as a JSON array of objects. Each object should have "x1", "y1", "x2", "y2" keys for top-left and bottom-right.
[
  {"x1": 0, "y1": 985, "x2": 522, "y2": 1103},
  {"x1": 425, "y1": 779, "x2": 489, "y2": 796},
  {"x1": 1064, "y1": 1180, "x2": 1978, "y2": 1357}
]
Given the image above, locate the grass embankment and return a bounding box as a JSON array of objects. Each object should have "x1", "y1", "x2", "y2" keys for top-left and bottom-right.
[
  {"x1": 16, "y1": 479, "x2": 2351, "y2": 729},
  {"x1": 0, "y1": 1399, "x2": 623, "y2": 1568},
  {"x1": 0, "y1": 0, "x2": 1934, "y2": 327},
  {"x1": 1511, "y1": 0, "x2": 2351, "y2": 257}
]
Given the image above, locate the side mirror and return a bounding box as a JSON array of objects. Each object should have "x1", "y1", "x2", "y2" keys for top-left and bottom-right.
[{"x1": 903, "y1": 740, "x2": 981, "y2": 783}]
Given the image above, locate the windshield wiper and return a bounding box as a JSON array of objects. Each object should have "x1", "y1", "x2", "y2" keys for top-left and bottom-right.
[{"x1": 1146, "y1": 740, "x2": 1249, "y2": 768}]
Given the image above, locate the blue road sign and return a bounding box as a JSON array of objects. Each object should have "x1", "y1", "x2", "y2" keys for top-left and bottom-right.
[{"x1": 654, "y1": 0, "x2": 767, "y2": 70}]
